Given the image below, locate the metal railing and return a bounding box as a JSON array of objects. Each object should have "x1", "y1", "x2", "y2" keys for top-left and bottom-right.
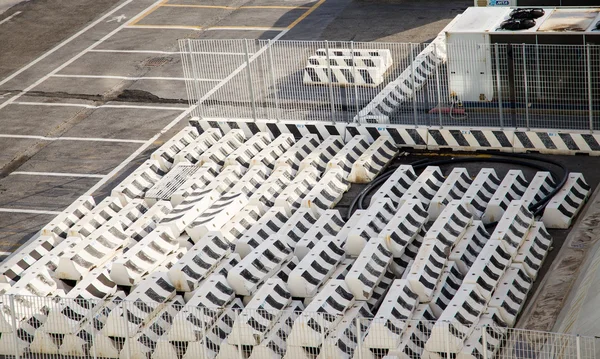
[
  {"x1": 180, "y1": 39, "x2": 600, "y2": 132},
  {"x1": 0, "y1": 295, "x2": 595, "y2": 359}
]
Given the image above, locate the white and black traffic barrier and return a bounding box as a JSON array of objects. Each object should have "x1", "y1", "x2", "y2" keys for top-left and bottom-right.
[
  {"x1": 489, "y1": 200, "x2": 534, "y2": 256},
  {"x1": 521, "y1": 171, "x2": 555, "y2": 209},
  {"x1": 275, "y1": 135, "x2": 320, "y2": 172},
  {"x1": 345, "y1": 238, "x2": 392, "y2": 300},
  {"x1": 168, "y1": 233, "x2": 231, "y2": 292},
  {"x1": 429, "y1": 168, "x2": 472, "y2": 220},
  {"x1": 346, "y1": 198, "x2": 396, "y2": 256},
  {"x1": 294, "y1": 209, "x2": 345, "y2": 260},
  {"x1": 250, "y1": 134, "x2": 296, "y2": 169},
  {"x1": 399, "y1": 166, "x2": 445, "y2": 208},
  {"x1": 151, "y1": 125, "x2": 199, "y2": 171},
  {"x1": 161, "y1": 166, "x2": 243, "y2": 236},
  {"x1": 103, "y1": 272, "x2": 176, "y2": 338},
  {"x1": 403, "y1": 221, "x2": 430, "y2": 263},
  {"x1": 463, "y1": 240, "x2": 511, "y2": 300},
  {"x1": 307, "y1": 53, "x2": 390, "y2": 69},
  {"x1": 299, "y1": 136, "x2": 344, "y2": 173},
  {"x1": 229, "y1": 278, "x2": 292, "y2": 346},
  {"x1": 318, "y1": 302, "x2": 372, "y2": 359},
  {"x1": 277, "y1": 207, "x2": 319, "y2": 250},
  {"x1": 406, "y1": 238, "x2": 447, "y2": 302},
  {"x1": 1, "y1": 312, "x2": 47, "y2": 355},
  {"x1": 363, "y1": 279, "x2": 419, "y2": 349},
  {"x1": 542, "y1": 173, "x2": 591, "y2": 229},
  {"x1": 173, "y1": 128, "x2": 222, "y2": 165},
  {"x1": 67, "y1": 196, "x2": 124, "y2": 239},
  {"x1": 109, "y1": 226, "x2": 180, "y2": 286},
  {"x1": 224, "y1": 132, "x2": 272, "y2": 168},
  {"x1": 41, "y1": 195, "x2": 96, "y2": 239},
  {"x1": 111, "y1": 159, "x2": 165, "y2": 206},
  {"x1": 123, "y1": 200, "x2": 173, "y2": 244},
  {"x1": 488, "y1": 264, "x2": 533, "y2": 326},
  {"x1": 463, "y1": 168, "x2": 501, "y2": 219},
  {"x1": 186, "y1": 192, "x2": 250, "y2": 242},
  {"x1": 274, "y1": 166, "x2": 320, "y2": 213},
  {"x1": 513, "y1": 222, "x2": 552, "y2": 280},
  {"x1": 145, "y1": 164, "x2": 205, "y2": 205},
  {"x1": 57, "y1": 199, "x2": 150, "y2": 281},
  {"x1": 426, "y1": 283, "x2": 488, "y2": 353},
  {"x1": 388, "y1": 304, "x2": 438, "y2": 359},
  {"x1": 368, "y1": 268, "x2": 394, "y2": 312},
  {"x1": 199, "y1": 129, "x2": 246, "y2": 166},
  {"x1": 482, "y1": 170, "x2": 529, "y2": 224},
  {"x1": 302, "y1": 168, "x2": 350, "y2": 216},
  {"x1": 274, "y1": 255, "x2": 299, "y2": 283},
  {"x1": 429, "y1": 261, "x2": 465, "y2": 317},
  {"x1": 303, "y1": 64, "x2": 387, "y2": 87},
  {"x1": 348, "y1": 135, "x2": 398, "y2": 183},
  {"x1": 314, "y1": 48, "x2": 393, "y2": 68},
  {"x1": 235, "y1": 207, "x2": 290, "y2": 258},
  {"x1": 449, "y1": 221, "x2": 490, "y2": 275},
  {"x1": 168, "y1": 274, "x2": 236, "y2": 342},
  {"x1": 288, "y1": 236, "x2": 346, "y2": 298},
  {"x1": 228, "y1": 237, "x2": 293, "y2": 296},
  {"x1": 247, "y1": 301, "x2": 304, "y2": 359},
  {"x1": 371, "y1": 165, "x2": 417, "y2": 208},
  {"x1": 0, "y1": 234, "x2": 64, "y2": 284},
  {"x1": 424, "y1": 200, "x2": 472, "y2": 248},
  {"x1": 170, "y1": 162, "x2": 220, "y2": 206},
  {"x1": 288, "y1": 280, "x2": 355, "y2": 347},
  {"x1": 249, "y1": 165, "x2": 294, "y2": 207},
  {"x1": 220, "y1": 204, "x2": 265, "y2": 244},
  {"x1": 378, "y1": 199, "x2": 428, "y2": 258},
  {"x1": 327, "y1": 135, "x2": 370, "y2": 178},
  {"x1": 455, "y1": 320, "x2": 505, "y2": 359}
]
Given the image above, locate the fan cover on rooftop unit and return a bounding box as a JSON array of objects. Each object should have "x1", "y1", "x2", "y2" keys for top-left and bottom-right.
[
  {"x1": 500, "y1": 19, "x2": 536, "y2": 30},
  {"x1": 510, "y1": 8, "x2": 545, "y2": 20}
]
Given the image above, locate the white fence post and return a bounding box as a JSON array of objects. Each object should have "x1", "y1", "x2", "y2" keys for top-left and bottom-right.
[
  {"x1": 482, "y1": 325, "x2": 488, "y2": 359},
  {"x1": 268, "y1": 39, "x2": 280, "y2": 122},
  {"x1": 351, "y1": 41, "x2": 360, "y2": 124},
  {"x1": 434, "y1": 43, "x2": 443, "y2": 128},
  {"x1": 9, "y1": 295, "x2": 19, "y2": 359},
  {"x1": 410, "y1": 42, "x2": 418, "y2": 127},
  {"x1": 522, "y1": 43, "x2": 530, "y2": 130},
  {"x1": 587, "y1": 44, "x2": 593, "y2": 133},
  {"x1": 244, "y1": 39, "x2": 258, "y2": 121},
  {"x1": 123, "y1": 300, "x2": 132, "y2": 359},
  {"x1": 325, "y1": 40, "x2": 336, "y2": 123},
  {"x1": 236, "y1": 309, "x2": 244, "y2": 359},
  {"x1": 495, "y1": 43, "x2": 504, "y2": 129},
  {"x1": 577, "y1": 335, "x2": 582, "y2": 359},
  {"x1": 356, "y1": 317, "x2": 363, "y2": 359}
]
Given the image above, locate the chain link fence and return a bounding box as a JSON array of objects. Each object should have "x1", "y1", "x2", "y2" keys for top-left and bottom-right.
[
  {"x1": 0, "y1": 295, "x2": 595, "y2": 359},
  {"x1": 180, "y1": 39, "x2": 600, "y2": 131}
]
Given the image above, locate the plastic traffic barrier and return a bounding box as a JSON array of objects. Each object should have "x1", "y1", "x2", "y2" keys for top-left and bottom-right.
[
  {"x1": 277, "y1": 207, "x2": 318, "y2": 249},
  {"x1": 489, "y1": 200, "x2": 534, "y2": 256},
  {"x1": 247, "y1": 301, "x2": 304, "y2": 359},
  {"x1": 302, "y1": 168, "x2": 350, "y2": 215},
  {"x1": 294, "y1": 210, "x2": 345, "y2": 260},
  {"x1": 223, "y1": 132, "x2": 271, "y2": 168},
  {"x1": 227, "y1": 237, "x2": 293, "y2": 296},
  {"x1": 67, "y1": 196, "x2": 124, "y2": 239},
  {"x1": 345, "y1": 198, "x2": 395, "y2": 256},
  {"x1": 145, "y1": 164, "x2": 201, "y2": 205},
  {"x1": 41, "y1": 195, "x2": 96, "y2": 239},
  {"x1": 122, "y1": 200, "x2": 173, "y2": 244},
  {"x1": 248, "y1": 165, "x2": 293, "y2": 207},
  {"x1": 317, "y1": 302, "x2": 372, "y2": 359},
  {"x1": 315, "y1": 48, "x2": 393, "y2": 68},
  {"x1": 378, "y1": 199, "x2": 428, "y2": 258},
  {"x1": 488, "y1": 264, "x2": 532, "y2": 326},
  {"x1": 275, "y1": 135, "x2": 320, "y2": 172},
  {"x1": 388, "y1": 304, "x2": 438, "y2": 359},
  {"x1": 363, "y1": 279, "x2": 419, "y2": 349},
  {"x1": 513, "y1": 222, "x2": 552, "y2": 280},
  {"x1": 220, "y1": 204, "x2": 265, "y2": 243},
  {"x1": 250, "y1": 134, "x2": 295, "y2": 169},
  {"x1": 326, "y1": 135, "x2": 369, "y2": 177},
  {"x1": 173, "y1": 128, "x2": 221, "y2": 165},
  {"x1": 463, "y1": 168, "x2": 501, "y2": 219},
  {"x1": 111, "y1": 160, "x2": 165, "y2": 206},
  {"x1": 542, "y1": 173, "x2": 591, "y2": 229},
  {"x1": 345, "y1": 238, "x2": 392, "y2": 300},
  {"x1": 228, "y1": 278, "x2": 292, "y2": 345},
  {"x1": 463, "y1": 240, "x2": 511, "y2": 300},
  {"x1": 429, "y1": 168, "x2": 472, "y2": 220},
  {"x1": 449, "y1": 221, "x2": 490, "y2": 275},
  {"x1": 186, "y1": 193, "x2": 249, "y2": 242},
  {"x1": 151, "y1": 125, "x2": 199, "y2": 170},
  {"x1": 521, "y1": 171, "x2": 555, "y2": 209},
  {"x1": 170, "y1": 163, "x2": 220, "y2": 206},
  {"x1": 274, "y1": 167, "x2": 320, "y2": 213},
  {"x1": 199, "y1": 129, "x2": 246, "y2": 166},
  {"x1": 399, "y1": 166, "x2": 445, "y2": 208},
  {"x1": 288, "y1": 236, "x2": 346, "y2": 298},
  {"x1": 406, "y1": 239, "x2": 447, "y2": 302},
  {"x1": 299, "y1": 136, "x2": 344, "y2": 173},
  {"x1": 371, "y1": 165, "x2": 417, "y2": 208},
  {"x1": 348, "y1": 135, "x2": 398, "y2": 183},
  {"x1": 424, "y1": 200, "x2": 472, "y2": 248},
  {"x1": 368, "y1": 268, "x2": 395, "y2": 313},
  {"x1": 235, "y1": 207, "x2": 289, "y2": 258},
  {"x1": 429, "y1": 261, "x2": 465, "y2": 317},
  {"x1": 482, "y1": 170, "x2": 528, "y2": 224},
  {"x1": 1, "y1": 312, "x2": 47, "y2": 355},
  {"x1": 168, "y1": 233, "x2": 231, "y2": 291}
]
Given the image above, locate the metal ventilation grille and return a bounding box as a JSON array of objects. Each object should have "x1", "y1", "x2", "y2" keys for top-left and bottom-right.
[
  {"x1": 145, "y1": 164, "x2": 199, "y2": 201},
  {"x1": 143, "y1": 56, "x2": 172, "y2": 67}
]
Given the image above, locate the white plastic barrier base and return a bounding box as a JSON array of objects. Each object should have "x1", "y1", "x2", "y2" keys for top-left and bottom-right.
[
  {"x1": 482, "y1": 170, "x2": 528, "y2": 224},
  {"x1": 277, "y1": 208, "x2": 318, "y2": 249},
  {"x1": 274, "y1": 167, "x2": 320, "y2": 212},
  {"x1": 429, "y1": 261, "x2": 464, "y2": 317},
  {"x1": 348, "y1": 135, "x2": 398, "y2": 183},
  {"x1": 68, "y1": 196, "x2": 124, "y2": 239},
  {"x1": 406, "y1": 239, "x2": 447, "y2": 302},
  {"x1": 327, "y1": 135, "x2": 369, "y2": 177},
  {"x1": 345, "y1": 238, "x2": 392, "y2": 300},
  {"x1": 220, "y1": 204, "x2": 265, "y2": 243},
  {"x1": 317, "y1": 302, "x2": 371, "y2": 359},
  {"x1": 248, "y1": 301, "x2": 304, "y2": 359},
  {"x1": 302, "y1": 168, "x2": 350, "y2": 215},
  {"x1": 299, "y1": 136, "x2": 344, "y2": 173},
  {"x1": 199, "y1": 129, "x2": 246, "y2": 165},
  {"x1": 224, "y1": 132, "x2": 271, "y2": 168},
  {"x1": 463, "y1": 168, "x2": 501, "y2": 219},
  {"x1": 513, "y1": 222, "x2": 552, "y2": 280},
  {"x1": 371, "y1": 165, "x2": 417, "y2": 208},
  {"x1": 250, "y1": 133, "x2": 295, "y2": 169},
  {"x1": 489, "y1": 200, "x2": 534, "y2": 255},
  {"x1": 429, "y1": 168, "x2": 472, "y2": 220},
  {"x1": 249, "y1": 165, "x2": 293, "y2": 207},
  {"x1": 389, "y1": 304, "x2": 437, "y2": 359},
  {"x1": 399, "y1": 166, "x2": 444, "y2": 208},
  {"x1": 151, "y1": 125, "x2": 199, "y2": 171},
  {"x1": 488, "y1": 264, "x2": 532, "y2": 326},
  {"x1": 449, "y1": 221, "x2": 489, "y2": 275},
  {"x1": 111, "y1": 160, "x2": 165, "y2": 206},
  {"x1": 186, "y1": 193, "x2": 249, "y2": 242},
  {"x1": 288, "y1": 236, "x2": 346, "y2": 298},
  {"x1": 173, "y1": 128, "x2": 221, "y2": 165},
  {"x1": 235, "y1": 207, "x2": 289, "y2": 258},
  {"x1": 463, "y1": 240, "x2": 511, "y2": 300},
  {"x1": 41, "y1": 195, "x2": 96, "y2": 239},
  {"x1": 275, "y1": 135, "x2": 320, "y2": 172},
  {"x1": 542, "y1": 173, "x2": 591, "y2": 229},
  {"x1": 346, "y1": 198, "x2": 396, "y2": 256},
  {"x1": 364, "y1": 279, "x2": 419, "y2": 349},
  {"x1": 294, "y1": 210, "x2": 345, "y2": 260},
  {"x1": 424, "y1": 200, "x2": 472, "y2": 248},
  {"x1": 521, "y1": 171, "x2": 555, "y2": 209},
  {"x1": 170, "y1": 163, "x2": 220, "y2": 206},
  {"x1": 378, "y1": 199, "x2": 428, "y2": 258}
]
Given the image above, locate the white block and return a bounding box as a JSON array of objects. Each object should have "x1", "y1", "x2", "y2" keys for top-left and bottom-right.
[
  {"x1": 170, "y1": 162, "x2": 220, "y2": 206},
  {"x1": 40, "y1": 195, "x2": 95, "y2": 239},
  {"x1": 488, "y1": 264, "x2": 532, "y2": 326},
  {"x1": 489, "y1": 200, "x2": 534, "y2": 255},
  {"x1": 173, "y1": 128, "x2": 222, "y2": 165},
  {"x1": 250, "y1": 134, "x2": 295, "y2": 169},
  {"x1": 326, "y1": 135, "x2": 369, "y2": 178},
  {"x1": 235, "y1": 207, "x2": 289, "y2": 258},
  {"x1": 463, "y1": 168, "x2": 501, "y2": 219},
  {"x1": 483, "y1": 170, "x2": 529, "y2": 224},
  {"x1": 111, "y1": 159, "x2": 165, "y2": 205},
  {"x1": 151, "y1": 125, "x2": 199, "y2": 170},
  {"x1": 449, "y1": 221, "x2": 490, "y2": 275},
  {"x1": 294, "y1": 210, "x2": 345, "y2": 260},
  {"x1": 345, "y1": 238, "x2": 392, "y2": 300},
  {"x1": 220, "y1": 204, "x2": 265, "y2": 243},
  {"x1": 145, "y1": 163, "x2": 203, "y2": 205},
  {"x1": 521, "y1": 171, "x2": 555, "y2": 209},
  {"x1": 186, "y1": 193, "x2": 249, "y2": 242},
  {"x1": 277, "y1": 207, "x2": 319, "y2": 249},
  {"x1": 371, "y1": 165, "x2": 417, "y2": 208},
  {"x1": 429, "y1": 261, "x2": 465, "y2": 317},
  {"x1": 224, "y1": 132, "x2": 271, "y2": 167},
  {"x1": 199, "y1": 129, "x2": 246, "y2": 165},
  {"x1": 345, "y1": 198, "x2": 396, "y2": 256},
  {"x1": 299, "y1": 136, "x2": 344, "y2": 173},
  {"x1": 348, "y1": 135, "x2": 397, "y2": 183},
  {"x1": 400, "y1": 166, "x2": 444, "y2": 208},
  {"x1": 249, "y1": 165, "x2": 294, "y2": 207},
  {"x1": 429, "y1": 168, "x2": 471, "y2": 220},
  {"x1": 542, "y1": 173, "x2": 590, "y2": 229},
  {"x1": 406, "y1": 239, "x2": 447, "y2": 302},
  {"x1": 275, "y1": 134, "x2": 320, "y2": 172},
  {"x1": 274, "y1": 166, "x2": 320, "y2": 212},
  {"x1": 424, "y1": 200, "x2": 472, "y2": 248},
  {"x1": 513, "y1": 222, "x2": 552, "y2": 280},
  {"x1": 68, "y1": 196, "x2": 124, "y2": 239},
  {"x1": 463, "y1": 240, "x2": 511, "y2": 300},
  {"x1": 301, "y1": 168, "x2": 350, "y2": 215},
  {"x1": 378, "y1": 199, "x2": 428, "y2": 258}
]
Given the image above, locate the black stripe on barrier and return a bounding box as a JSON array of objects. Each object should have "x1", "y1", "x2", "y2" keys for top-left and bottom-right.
[
  {"x1": 305, "y1": 67, "x2": 320, "y2": 83},
  {"x1": 471, "y1": 130, "x2": 491, "y2": 147},
  {"x1": 536, "y1": 132, "x2": 557, "y2": 149},
  {"x1": 428, "y1": 129, "x2": 447, "y2": 146},
  {"x1": 558, "y1": 133, "x2": 579, "y2": 151},
  {"x1": 582, "y1": 134, "x2": 600, "y2": 150},
  {"x1": 493, "y1": 131, "x2": 513, "y2": 147},
  {"x1": 449, "y1": 130, "x2": 469, "y2": 147}
]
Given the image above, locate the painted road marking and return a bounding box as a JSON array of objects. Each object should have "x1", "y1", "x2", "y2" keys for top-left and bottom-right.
[
  {"x1": 107, "y1": 14, "x2": 127, "y2": 23},
  {"x1": 89, "y1": 49, "x2": 250, "y2": 56},
  {"x1": 0, "y1": 11, "x2": 22, "y2": 26},
  {"x1": 0, "y1": 208, "x2": 61, "y2": 215},
  {"x1": 10, "y1": 171, "x2": 107, "y2": 178},
  {"x1": 14, "y1": 101, "x2": 189, "y2": 111},
  {"x1": 51, "y1": 74, "x2": 220, "y2": 81},
  {"x1": 0, "y1": 134, "x2": 147, "y2": 144}
]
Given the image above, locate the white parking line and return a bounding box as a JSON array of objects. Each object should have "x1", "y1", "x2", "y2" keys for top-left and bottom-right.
[
  {"x1": 0, "y1": 0, "x2": 166, "y2": 111},
  {"x1": 83, "y1": 29, "x2": 290, "y2": 197},
  {"x1": 0, "y1": 208, "x2": 61, "y2": 215},
  {"x1": 0, "y1": 134, "x2": 147, "y2": 144},
  {"x1": 0, "y1": 0, "x2": 134, "y2": 87},
  {"x1": 0, "y1": 11, "x2": 22, "y2": 26},
  {"x1": 10, "y1": 171, "x2": 106, "y2": 178},
  {"x1": 14, "y1": 101, "x2": 189, "y2": 111},
  {"x1": 89, "y1": 49, "x2": 250, "y2": 56},
  {"x1": 50, "y1": 74, "x2": 220, "y2": 82}
]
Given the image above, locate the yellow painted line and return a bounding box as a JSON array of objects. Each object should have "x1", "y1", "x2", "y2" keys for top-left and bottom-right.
[
  {"x1": 126, "y1": 24, "x2": 203, "y2": 30},
  {"x1": 287, "y1": 0, "x2": 326, "y2": 29},
  {"x1": 240, "y1": 5, "x2": 311, "y2": 9},
  {"x1": 128, "y1": 0, "x2": 168, "y2": 26},
  {"x1": 159, "y1": 4, "x2": 310, "y2": 10},
  {"x1": 160, "y1": 4, "x2": 235, "y2": 9},
  {"x1": 207, "y1": 26, "x2": 288, "y2": 31}
]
